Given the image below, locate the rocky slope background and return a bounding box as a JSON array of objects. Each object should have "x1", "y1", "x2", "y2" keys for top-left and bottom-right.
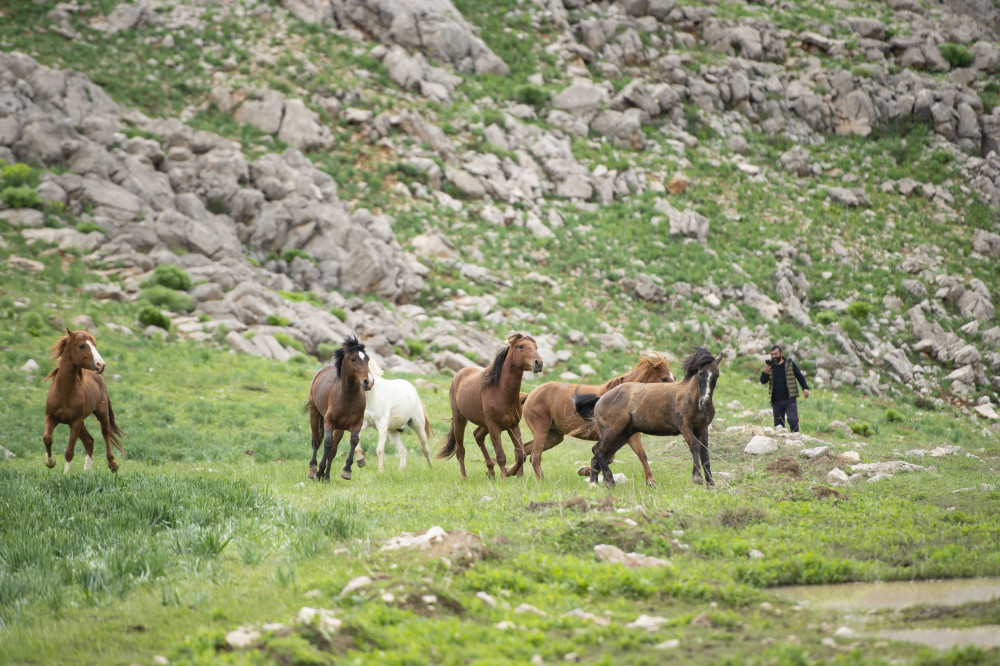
[{"x1": 0, "y1": 0, "x2": 998, "y2": 422}]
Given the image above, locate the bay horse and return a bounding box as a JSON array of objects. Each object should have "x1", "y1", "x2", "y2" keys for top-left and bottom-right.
[
  {"x1": 43, "y1": 329, "x2": 125, "y2": 473},
  {"x1": 574, "y1": 347, "x2": 723, "y2": 489},
  {"x1": 304, "y1": 334, "x2": 372, "y2": 482},
  {"x1": 436, "y1": 333, "x2": 543, "y2": 480},
  {"x1": 508, "y1": 354, "x2": 675, "y2": 486},
  {"x1": 352, "y1": 357, "x2": 433, "y2": 473}
]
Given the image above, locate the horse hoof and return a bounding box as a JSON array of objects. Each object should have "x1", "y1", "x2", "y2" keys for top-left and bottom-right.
[
  {"x1": 45, "y1": 457, "x2": 56, "y2": 469},
  {"x1": 577, "y1": 465, "x2": 590, "y2": 477},
  {"x1": 604, "y1": 478, "x2": 616, "y2": 490},
  {"x1": 693, "y1": 475, "x2": 704, "y2": 486},
  {"x1": 645, "y1": 479, "x2": 657, "y2": 488},
  {"x1": 341, "y1": 470, "x2": 352, "y2": 480},
  {"x1": 308, "y1": 468, "x2": 316, "y2": 480},
  {"x1": 357, "y1": 458, "x2": 366, "y2": 468},
  {"x1": 109, "y1": 461, "x2": 119, "y2": 473}
]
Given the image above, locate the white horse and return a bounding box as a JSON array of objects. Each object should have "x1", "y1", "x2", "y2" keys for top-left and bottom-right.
[{"x1": 353, "y1": 358, "x2": 433, "y2": 472}]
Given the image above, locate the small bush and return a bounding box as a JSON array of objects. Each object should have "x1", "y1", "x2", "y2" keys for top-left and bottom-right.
[
  {"x1": 406, "y1": 338, "x2": 427, "y2": 356},
  {"x1": 24, "y1": 311, "x2": 47, "y2": 337},
  {"x1": 938, "y1": 43, "x2": 973, "y2": 68},
  {"x1": 289, "y1": 354, "x2": 308, "y2": 364},
  {"x1": 513, "y1": 84, "x2": 551, "y2": 108},
  {"x1": 849, "y1": 421, "x2": 874, "y2": 437},
  {"x1": 206, "y1": 197, "x2": 229, "y2": 215},
  {"x1": 1, "y1": 186, "x2": 43, "y2": 209},
  {"x1": 815, "y1": 310, "x2": 838, "y2": 326},
  {"x1": 885, "y1": 408, "x2": 904, "y2": 423},
  {"x1": 316, "y1": 343, "x2": 336, "y2": 360},
  {"x1": 844, "y1": 301, "x2": 873, "y2": 319},
  {"x1": 138, "y1": 306, "x2": 171, "y2": 331},
  {"x1": 0, "y1": 162, "x2": 31, "y2": 187},
  {"x1": 145, "y1": 265, "x2": 192, "y2": 291},
  {"x1": 281, "y1": 249, "x2": 313, "y2": 264},
  {"x1": 273, "y1": 333, "x2": 304, "y2": 352},
  {"x1": 141, "y1": 286, "x2": 194, "y2": 313},
  {"x1": 74, "y1": 221, "x2": 106, "y2": 235},
  {"x1": 839, "y1": 316, "x2": 863, "y2": 340},
  {"x1": 330, "y1": 307, "x2": 346, "y2": 322},
  {"x1": 266, "y1": 314, "x2": 290, "y2": 327}
]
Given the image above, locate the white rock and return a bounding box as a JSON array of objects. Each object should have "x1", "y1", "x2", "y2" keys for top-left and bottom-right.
[
  {"x1": 655, "y1": 639, "x2": 681, "y2": 649},
  {"x1": 340, "y1": 575, "x2": 372, "y2": 596},
  {"x1": 834, "y1": 626, "x2": 855, "y2": 638},
  {"x1": 515, "y1": 603, "x2": 548, "y2": 616},
  {"x1": 476, "y1": 591, "x2": 497, "y2": 607},
  {"x1": 225, "y1": 626, "x2": 260, "y2": 648},
  {"x1": 973, "y1": 403, "x2": 999, "y2": 419},
  {"x1": 748, "y1": 549, "x2": 765, "y2": 559},
  {"x1": 827, "y1": 467, "x2": 850, "y2": 486},
  {"x1": 801, "y1": 446, "x2": 828, "y2": 459},
  {"x1": 19, "y1": 359, "x2": 39, "y2": 373},
  {"x1": 626, "y1": 614, "x2": 669, "y2": 631},
  {"x1": 744, "y1": 435, "x2": 778, "y2": 455}
]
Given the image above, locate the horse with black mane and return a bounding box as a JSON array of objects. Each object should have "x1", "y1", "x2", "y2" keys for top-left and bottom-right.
[
  {"x1": 304, "y1": 334, "x2": 372, "y2": 482},
  {"x1": 574, "y1": 347, "x2": 723, "y2": 489},
  {"x1": 43, "y1": 329, "x2": 125, "y2": 473},
  {"x1": 436, "y1": 332, "x2": 543, "y2": 480}
]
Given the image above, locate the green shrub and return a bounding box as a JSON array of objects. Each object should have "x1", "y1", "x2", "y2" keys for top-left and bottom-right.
[
  {"x1": 289, "y1": 354, "x2": 308, "y2": 364},
  {"x1": 145, "y1": 265, "x2": 193, "y2": 291},
  {"x1": 513, "y1": 84, "x2": 550, "y2": 108},
  {"x1": 281, "y1": 249, "x2": 313, "y2": 263},
  {"x1": 266, "y1": 314, "x2": 290, "y2": 327},
  {"x1": 278, "y1": 290, "x2": 323, "y2": 307},
  {"x1": 885, "y1": 408, "x2": 904, "y2": 423},
  {"x1": 273, "y1": 333, "x2": 304, "y2": 352},
  {"x1": 138, "y1": 306, "x2": 171, "y2": 331},
  {"x1": 24, "y1": 311, "x2": 47, "y2": 337},
  {"x1": 844, "y1": 301, "x2": 873, "y2": 319},
  {"x1": 330, "y1": 307, "x2": 346, "y2": 322},
  {"x1": 1, "y1": 185, "x2": 43, "y2": 209},
  {"x1": 815, "y1": 310, "x2": 838, "y2": 326},
  {"x1": 849, "y1": 421, "x2": 874, "y2": 437},
  {"x1": 0, "y1": 162, "x2": 31, "y2": 187},
  {"x1": 74, "y1": 221, "x2": 106, "y2": 235},
  {"x1": 141, "y1": 286, "x2": 194, "y2": 313},
  {"x1": 839, "y1": 316, "x2": 863, "y2": 339},
  {"x1": 405, "y1": 338, "x2": 426, "y2": 356},
  {"x1": 316, "y1": 342, "x2": 336, "y2": 360},
  {"x1": 206, "y1": 197, "x2": 229, "y2": 215},
  {"x1": 938, "y1": 43, "x2": 973, "y2": 68}
]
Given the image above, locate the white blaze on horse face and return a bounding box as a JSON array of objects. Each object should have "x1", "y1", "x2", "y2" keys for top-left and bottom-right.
[
  {"x1": 668, "y1": 369, "x2": 676, "y2": 382},
  {"x1": 359, "y1": 351, "x2": 366, "y2": 362},
  {"x1": 701, "y1": 370, "x2": 713, "y2": 404},
  {"x1": 87, "y1": 341, "x2": 105, "y2": 368}
]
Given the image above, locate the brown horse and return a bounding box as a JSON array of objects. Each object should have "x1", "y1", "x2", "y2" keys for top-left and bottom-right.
[
  {"x1": 509, "y1": 354, "x2": 675, "y2": 486},
  {"x1": 574, "y1": 347, "x2": 723, "y2": 489},
  {"x1": 304, "y1": 334, "x2": 372, "y2": 482},
  {"x1": 43, "y1": 329, "x2": 125, "y2": 473},
  {"x1": 436, "y1": 333, "x2": 543, "y2": 480}
]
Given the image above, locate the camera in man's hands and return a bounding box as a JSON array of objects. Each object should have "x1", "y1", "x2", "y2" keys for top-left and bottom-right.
[{"x1": 765, "y1": 359, "x2": 772, "y2": 366}]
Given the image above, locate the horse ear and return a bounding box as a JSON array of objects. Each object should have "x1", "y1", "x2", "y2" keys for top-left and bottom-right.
[{"x1": 716, "y1": 351, "x2": 725, "y2": 364}]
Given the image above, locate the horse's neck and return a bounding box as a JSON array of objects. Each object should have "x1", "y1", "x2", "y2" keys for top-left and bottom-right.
[
  {"x1": 494, "y1": 358, "x2": 525, "y2": 398},
  {"x1": 54, "y1": 356, "x2": 83, "y2": 388}
]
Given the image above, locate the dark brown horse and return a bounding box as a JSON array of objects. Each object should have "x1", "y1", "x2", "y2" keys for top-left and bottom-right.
[
  {"x1": 509, "y1": 354, "x2": 675, "y2": 486},
  {"x1": 304, "y1": 334, "x2": 372, "y2": 482},
  {"x1": 43, "y1": 329, "x2": 125, "y2": 473},
  {"x1": 436, "y1": 333, "x2": 543, "y2": 480},
  {"x1": 574, "y1": 347, "x2": 723, "y2": 489}
]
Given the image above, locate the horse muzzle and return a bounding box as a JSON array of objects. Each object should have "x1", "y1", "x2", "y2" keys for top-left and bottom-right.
[
  {"x1": 362, "y1": 378, "x2": 373, "y2": 391},
  {"x1": 532, "y1": 360, "x2": 543, "y2": 373},
  {"x1": 93, "y1": 362, "x2": 105, "y2": 374}
]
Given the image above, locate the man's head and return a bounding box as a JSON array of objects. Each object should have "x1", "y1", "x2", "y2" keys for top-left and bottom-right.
[{"x1": 769, "y1": 344, "x2": 782, "y2": 363}]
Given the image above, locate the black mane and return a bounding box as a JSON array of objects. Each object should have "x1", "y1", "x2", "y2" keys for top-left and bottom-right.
[
  {"x1": 333, "y1": 334, "x2": 366, "y2": 380},
  {"x1": 681, "y1": 346, "x2": 717, "y2": 382},
  {"x1": 482, "y1": 333, "x2": 534, "y2": 388}
]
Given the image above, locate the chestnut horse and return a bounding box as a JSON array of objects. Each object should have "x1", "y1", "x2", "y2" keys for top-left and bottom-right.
[
  {"x1": 304, "y1": 334, "x2": 372, "y2": 482},
  {"x1": 509, "y1": 355, "x2": 675, "y2": 486},
  {"x1": 575, "y1": 347, "x2": 723, "y2": 489},
  {"x1": 43, "y1": 329, "x2": 125, "y2": 473},
  {"x1": 436, "y1": 333, "x2": 543, "y2": 480}
]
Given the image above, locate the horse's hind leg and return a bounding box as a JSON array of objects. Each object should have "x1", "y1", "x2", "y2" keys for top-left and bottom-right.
[
  {"x1": 42, "y1": 414, "x2": 57, "y2": 468},
  {"x1": 95, "y1": 411, "x2": 119, "y2": 473},
  {"x1": 79, "y1": 424, "x2": 96, "y2": 471},
  {"x1": 412, "y1": 418, "x2": 432, "y2": 468},
  {"x1": 504, "y1": 426, "x2": 526, "y2": 478},
  {"x1": 626, "y1": 434, "x2": 656, "y2": 487},
  {"x1": 681, "y1": 425, "x2": 705, "y2": 486},
  {"x1": 472, "y1": 425, "x2": 495, "y2": 477},
  {"x1": 375, "y1": 421, "x2": 390, "y2": 473},
  {"x1": 388, "y1": 430, "x2": 407, "y2": 472},
  {"x1": 318, "y1": 424, "x2": 344, "y2": 482},
  {"x1": 308, "y1": 406, "x2": 322, "y2": 480},
  {"x1": 342, "y1": 427, "x2": 361, "y2": 480}
]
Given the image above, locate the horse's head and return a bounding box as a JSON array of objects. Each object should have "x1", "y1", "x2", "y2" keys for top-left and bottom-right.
[
  {"x1": 335, "y1": 334, "x2": 373, "y2": 390},
  {"x1": 682, "y1": 347, "x2": 723, "y2": 411},
  {"x1": 634, "y1": 354, "x2": 675, "y2": 384},
  {"x1": 507, "y1": 333, "x2": 543, "y2": 374},
  {"x1": 52, "y1": 329, "x2": 105, "y2": 374}
]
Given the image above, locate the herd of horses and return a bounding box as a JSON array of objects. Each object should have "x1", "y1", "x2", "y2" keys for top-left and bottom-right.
[{"x1": 42, "y1": 330, "x2": 723, "y2": 489}]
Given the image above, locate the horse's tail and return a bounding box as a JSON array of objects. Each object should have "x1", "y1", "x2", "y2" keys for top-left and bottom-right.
[
  {"x1": 518, "y1": 391, "x2": 529, "y2": 406},
  {"x1": 436, "y1": 422, "x2": 457, "y2": 460},
  {"x1": 573, "y1": 392, "x2": 600, "y2": 420},
  {"x1": 422, "y1": 403, "x2": 433, "y2": 440},
  {"x1": 300, "y1": 400, "x2": 312, "y2": 416},
  {"x1": 106, "y1": 400, "x2": 126, "y2": 453}
]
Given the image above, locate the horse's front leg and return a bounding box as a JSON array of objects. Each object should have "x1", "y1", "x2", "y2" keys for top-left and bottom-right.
[
  {"x1": 375, "y1": 420, "x2": 389, "y2": 473},
  {"x1": 487, "y1": 425, "x2": 508, "y2": 479},
  {"x1": 695, "y1": 426, "x2": 714, "y2": 488},
  {"x1": 342, "y1": 425, "x2": 362, "y2": 480},
  {"x1": 63, "y1": 420, "x2": 84, "y2": 474},
  {"x1": 626, "y1": 433, "x2": 656, "y2": 487},
  {"x1": 308, "y1": 407, "x2": 322, "y2": 480},
  {"x1": 680, "y1": 424, "x2": 705, "y2": 486},
  {"x1": 472, "y1": 425, "x2": 495, "y2": 477},
  {"x1": 319, "y1": 426, "x2": 345, "y2": 482},
  {"x1": 42, "y1": 414, "x2": 57, "y2": 468},
  {"x1": 504, "y1": 426, "x2": 526, "y2": 477},
  {"x1": 388, "y1": 430, "x2": 407, "y2": 472}
]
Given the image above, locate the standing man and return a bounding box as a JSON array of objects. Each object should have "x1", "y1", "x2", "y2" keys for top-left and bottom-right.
[{"x1": 760, "y1": 344, "x2": 810, "y2": 432}]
